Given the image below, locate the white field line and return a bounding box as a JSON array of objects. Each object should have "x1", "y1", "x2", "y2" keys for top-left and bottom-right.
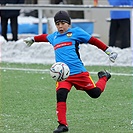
[
  {"x1": 0, "y1": 67, "x2": 133, "y2": 77},
  {"x1": 0, "y1": 67, "x2": 49, "y2": 72}
]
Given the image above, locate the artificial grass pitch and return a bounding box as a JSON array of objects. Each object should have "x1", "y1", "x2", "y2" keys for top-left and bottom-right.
[{"x1": 0, "y1": 63, "x2": 132, "y2": 133}]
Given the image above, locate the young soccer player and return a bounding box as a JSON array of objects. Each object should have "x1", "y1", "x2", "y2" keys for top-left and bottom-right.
[{"x1": 24, "y1": 10, "x2": 118, "y2": 133}]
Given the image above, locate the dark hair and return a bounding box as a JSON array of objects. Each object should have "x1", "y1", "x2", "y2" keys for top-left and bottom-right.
[{"x1": 54, "y1": 10, "x2": 71, "y2": 25}]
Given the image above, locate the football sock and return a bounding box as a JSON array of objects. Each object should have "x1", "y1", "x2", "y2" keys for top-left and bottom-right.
[
  {"x1": 56, "y1": 102, "x2": 68, "y2": 126},
  {"x1": 96, "y1": 77, "x2": 107, "y2": 92}
]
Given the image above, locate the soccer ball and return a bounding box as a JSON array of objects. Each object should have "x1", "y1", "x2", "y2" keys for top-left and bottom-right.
[{"x1": 50, "y1": 62, "x2": 70, "y2": 82}]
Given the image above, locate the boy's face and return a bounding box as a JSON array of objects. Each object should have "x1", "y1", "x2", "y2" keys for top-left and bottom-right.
[{"x1": 55, "y1": 21, "x2": 70, "y2": 34}]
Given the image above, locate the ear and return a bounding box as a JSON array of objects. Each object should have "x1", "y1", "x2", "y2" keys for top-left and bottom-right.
[{"x1": 68, "y1": 24, "x2": 71, "y2": 28}]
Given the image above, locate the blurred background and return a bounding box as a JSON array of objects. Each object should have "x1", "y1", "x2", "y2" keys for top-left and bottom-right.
[
  {"x1": 0, "y1": 0, "x2": 132, "y2": 46},
  {"x1": 22, "y1": 0, "x2": 110, "y2": 44}
]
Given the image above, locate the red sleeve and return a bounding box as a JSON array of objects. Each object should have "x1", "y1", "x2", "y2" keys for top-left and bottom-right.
[
  {"x1": 34, "y1": 34, "x2": 48, "y2": 42},
  {"x1": 88, "y1": 36, "x2": 108, "y2": 51}
]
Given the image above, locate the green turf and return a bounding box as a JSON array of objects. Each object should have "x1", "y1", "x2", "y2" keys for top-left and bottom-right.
[{"x1": 0, "y1": 63, "x2": 133, "y2": 133}]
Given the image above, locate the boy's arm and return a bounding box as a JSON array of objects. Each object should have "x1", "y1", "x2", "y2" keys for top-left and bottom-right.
[
  {"x1": 24, "y1": 34, "x2": 49, "y2": 46},
  {"x1": 88, "y1": 36, "x2": 118, "y2": 63},
  {"x1": 88, "y1": 36, "x2": 108, "y2": 51},
  {"x1": 34, "y1": 34, "x2": 49, "y2": 42}
]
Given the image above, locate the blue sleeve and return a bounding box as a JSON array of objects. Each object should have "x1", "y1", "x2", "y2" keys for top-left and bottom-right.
[
  {"x1": 73, "y1": 27, "x2": 92, "y2": 44},
  {"x1": 47, "y1": 32, "x2": 57, "y2": 45}
]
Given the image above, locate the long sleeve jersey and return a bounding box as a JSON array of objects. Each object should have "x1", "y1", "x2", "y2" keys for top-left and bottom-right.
[{"x1": 34, "y1": 27, "x2": 108, "y2": 75}]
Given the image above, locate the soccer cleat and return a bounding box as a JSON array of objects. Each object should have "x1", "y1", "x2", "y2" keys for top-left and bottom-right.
[
  {"x1": 98, "y1": 70, "x2": 111, "y2": 81},
  {"x1": 53, "y1": 124, "x2": 69, "y2": 133}
]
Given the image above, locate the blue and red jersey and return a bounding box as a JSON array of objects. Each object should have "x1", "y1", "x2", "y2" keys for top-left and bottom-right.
[{"x1": 34, "y1": 27, "x2": 108, "y2": 75}]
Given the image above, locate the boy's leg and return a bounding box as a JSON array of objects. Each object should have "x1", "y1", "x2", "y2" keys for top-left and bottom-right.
[
  {"x1": 85, "y1": 87, "x2": 101, "y2": 98},
  {"x1": 56, "y1": 88, "x2": 69, "y2": 126},
  {"x1": 54, "y1": 81, "x2": 72, "y2": 132},
  {"x1": 95, "y1": 77, "x2": 107, "y2": 92},
  {"x1": 86, "y1": 71, "x2": 111, "y2": 98},
  {"x1": 53, "y1": 88, "x2": 69, "y2": 133}
]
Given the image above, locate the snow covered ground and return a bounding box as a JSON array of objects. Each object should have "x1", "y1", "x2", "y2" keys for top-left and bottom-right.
[{"x1": 0, "y1": 35, "x2": 132, "y2": 67}]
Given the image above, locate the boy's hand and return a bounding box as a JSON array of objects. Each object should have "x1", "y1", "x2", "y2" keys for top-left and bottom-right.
[
  {"x1": 105, "y1": 47, "x2": 118, "y2": 63},
  {"x1": 24, "y1": 37, "x2": 34, "y2": 47}
]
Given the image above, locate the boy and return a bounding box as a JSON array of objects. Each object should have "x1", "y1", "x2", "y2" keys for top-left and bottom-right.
[{"x1": 24, "y1": 10, "x2": 118, "y2": 133}]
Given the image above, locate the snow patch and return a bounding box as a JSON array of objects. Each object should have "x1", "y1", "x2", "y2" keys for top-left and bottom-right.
[{"x1": 1, "y1": 37, "x2": 132, "y2": 66}]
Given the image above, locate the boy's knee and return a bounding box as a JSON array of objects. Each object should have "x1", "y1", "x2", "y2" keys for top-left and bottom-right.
[
  {"x1": 56, "y1": 88, "x2": 69, "y2": 102},
  {"x1": 85, "y1": 87, "x2": 102, "y2": 98}
]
